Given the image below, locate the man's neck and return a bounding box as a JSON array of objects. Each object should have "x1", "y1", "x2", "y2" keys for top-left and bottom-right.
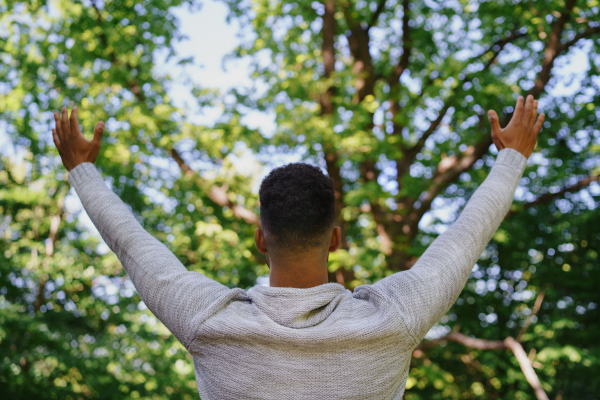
[
  {"x1": 269, "y1": 270, "x2": 329, "y2": 288},
  {"x1": 267, "y1": 253, "x2": 330, "y2": 289}
]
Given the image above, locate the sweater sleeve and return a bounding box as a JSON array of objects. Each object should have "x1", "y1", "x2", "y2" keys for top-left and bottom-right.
[
  {"x1": 68, "y1": 163, "x2": 233, "y2": 348},
  {"x1": 369, "y1": 148, "x2": 527, "y2": 344}
]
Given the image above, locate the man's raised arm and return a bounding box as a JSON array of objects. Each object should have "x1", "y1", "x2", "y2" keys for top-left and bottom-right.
[
  {"x1": 53, "y1": 106, "x2": 236, "y2": 349},
  {"x1": 369, "y1": 95, "x2": 545, "y2": 344}
]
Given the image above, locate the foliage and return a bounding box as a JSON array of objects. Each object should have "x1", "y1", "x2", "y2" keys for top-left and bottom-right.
[{"x1": 1, "y1": 0, "x2": 599, "y2": 399}]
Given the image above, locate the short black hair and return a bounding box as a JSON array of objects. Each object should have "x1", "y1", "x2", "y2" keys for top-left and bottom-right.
[{"x1": 259, "y1": 163, "x2": 335, "y2": 251}]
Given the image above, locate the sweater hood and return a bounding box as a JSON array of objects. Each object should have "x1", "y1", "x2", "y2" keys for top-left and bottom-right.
[{"x1": 247, "y1": 283, "x2": 348, "y2": 329}]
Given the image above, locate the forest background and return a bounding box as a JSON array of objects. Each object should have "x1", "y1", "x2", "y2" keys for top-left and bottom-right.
[{"x1": 1, "y1": 0, "x2": 599, "y2": 399}]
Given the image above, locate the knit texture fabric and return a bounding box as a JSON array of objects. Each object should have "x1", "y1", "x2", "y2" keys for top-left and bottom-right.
[{"x1": 69, "y1": 148, "x2": 527, "y2": 400}]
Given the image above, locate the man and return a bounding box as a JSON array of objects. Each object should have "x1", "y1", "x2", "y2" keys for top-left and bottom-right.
[{"x1": 53, "y1": 95, "x2": 544, "y2": 399}]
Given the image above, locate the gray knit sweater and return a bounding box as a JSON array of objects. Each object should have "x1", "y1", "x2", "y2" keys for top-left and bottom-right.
[{"x1": 68, "y1": 148, "x2": 526, "y2": 399}]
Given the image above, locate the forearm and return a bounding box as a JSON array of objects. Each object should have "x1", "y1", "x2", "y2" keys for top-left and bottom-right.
[
  {"x1": 371, "y1": 148, "x2": 527, "y2": 342},
  {"x1": 68, "y1": 163, "x2": 231, "y2": 347},
  {"x1": 68, "y1": 163, "x2": 186, "y2": 275}
]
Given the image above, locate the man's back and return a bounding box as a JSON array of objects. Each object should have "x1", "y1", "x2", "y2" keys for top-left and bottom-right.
[{"x1": 191, "y1": 283, "x2": 413, "y2": 399}]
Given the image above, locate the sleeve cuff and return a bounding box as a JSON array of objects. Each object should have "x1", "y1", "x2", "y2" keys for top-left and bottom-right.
[
  {"x1": 495, "y1": 148, "x2": 527, "y2": 174},
  {"x1": 67, "y1": 162, "x2": 102, "y2": 187}
]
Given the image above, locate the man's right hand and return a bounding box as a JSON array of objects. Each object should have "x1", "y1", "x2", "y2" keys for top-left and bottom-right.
[
  {"x1": 52, "y1": 106, "x2": 104, "y2": 171},
  {"x1": 488, "y1": 95, "x2": 545, "y2": 158}
]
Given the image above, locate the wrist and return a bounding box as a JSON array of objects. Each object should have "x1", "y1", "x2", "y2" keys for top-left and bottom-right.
[
  {"x1": 67, "y1": 162, "x2": 100, "y2": 187},
  {"x1": 64, "y1": 156, "x2": 93, "y2": 171},
  {"x1": 496, "y1": 148, "x2": 527, "y2": 173},
  {"x1": 505, "y1": 147, "x2": 531, "y2": 158}
]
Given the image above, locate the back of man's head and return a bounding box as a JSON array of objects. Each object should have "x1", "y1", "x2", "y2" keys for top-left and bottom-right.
[{"x1": 259, "y1": 163, "x2": 335, "y2": 252}]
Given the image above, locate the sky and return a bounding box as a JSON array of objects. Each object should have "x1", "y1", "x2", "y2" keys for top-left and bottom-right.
[{"x1": 155, "y1": 1, "x2": 281, "y2": 186}]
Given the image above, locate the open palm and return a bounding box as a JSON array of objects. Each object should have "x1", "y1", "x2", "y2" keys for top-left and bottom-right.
[
  {"x1": 52, "y1": 106, "x2": 105, "y2": 171},
  {"x1": 487, "y1": 95, "x2": 545, "y2": 158}
]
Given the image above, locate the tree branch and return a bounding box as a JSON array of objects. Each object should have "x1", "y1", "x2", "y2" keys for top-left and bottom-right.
[
  {"x1": 415, "y1": 331, "x2": 506, "y2": 351},
  {"x1": 34, "y1": 196, "x2": 65, "y2": 312},
  {"x1": 407, "y1": 135, "x2": 494, "y2": 233},
  {"x1": 359, "y1": 160, "x2": 394, "y2": 256},
  {"x1": 504, "y1": 337, "x2": 550, "y2": 400},
  {"x1": 342, "y1": 5, "x2": 377, "y2": 102},
  {"x1": 395, "y1": 27, "x2": 526, "y2": 118},
  {"x1": 483, "y1": 30, "x2": 528, "y2": 69},
  {"x1": 558, "y1": 26, "x2": 600, "y2": 52},
  {"x1": 318, "y1": 1, "x2": 355, "y2": 285},
  {"x1": 385, "y1": 0, "x2": 411, "y2": 134},
  {"x1": 319, "y1": 0, "x2": 336, "y2": 115},
  {"x1": 170, "y1": 149, "x2": 260, "y2": 226},
  {"x1": 393, "y1": 28, "x2": 527, "y2": 189},
  {"x1": 415, "y1": 331, "x2": 549, "y2": 400},
  {"x1": 406, "y1": 100, "x2": 451, "y2": 153},
  {"x1": 387, "y1": 0, "x2": 411, "y2": 86},
  {"x1": 506, "y1": 174, "x2": 599, "y2": 219},
  {"x1": 517, "y1": 286, "x2": 547, "y2": 342},
  {"x1": 530, "y1": 0, "x2": 578, "y2": 98},
  {"x1": 367, "y1": 0, "x2": 389, "y2": 30}
]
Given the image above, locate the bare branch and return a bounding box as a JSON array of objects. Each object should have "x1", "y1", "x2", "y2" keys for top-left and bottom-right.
[
  {"x1": 416, "y1": 331, "x2": 549, "y2": 400},
  {"x1": 415, "y1": 331, "x2": 507, "y2": 351},
  {"x1": 504, "y1": 337, "x2": 550, "y2": 400}
]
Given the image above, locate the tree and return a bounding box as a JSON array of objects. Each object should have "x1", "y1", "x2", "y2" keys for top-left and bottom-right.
[{"x1": 1, "y1": 0, "x2": 599, "y2": 399}]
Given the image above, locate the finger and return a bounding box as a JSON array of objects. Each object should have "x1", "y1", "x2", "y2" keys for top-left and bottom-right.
[
  {"x1": 513, "y1": 96, "x2": 524, "y2": 122},
  {"x1": 52, "y1": 129, "x2": 61, "y2": 149},
  {"x1": 70, "y1": 105, "x2": 80, "y2": 134},
  {"x1": 61, "y1": 106, "x2": 70, "y2": 139},
  {"x1": 533, "y1": 113, "x2": 545, "y2": 136},
  {"x1": 488, "y1": 110, "x2": 502, "y2": 135},
  {"x1": 523, "y1": 94, "x2": 533, "y2": 123},
  {"x1": 530, "y1": 99, "x2": 538, "y2": 126},
  {"x1": 54, "y1": 112, "x2": 63, "y2": 141},
  {"x1": 488, "y1": 110, "x2": 504, "y2": 150},
  {"x1": 92, "y1": 121, "x2": 105, "y2": 143}
]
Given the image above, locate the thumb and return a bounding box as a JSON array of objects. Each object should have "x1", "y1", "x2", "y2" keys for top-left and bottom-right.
[
  {"x1": 487, "y1": 110, "x2": 501, "y2": 136},
  {"x1": 93, "y1": 121, "x2": 105, "y2": 143}
]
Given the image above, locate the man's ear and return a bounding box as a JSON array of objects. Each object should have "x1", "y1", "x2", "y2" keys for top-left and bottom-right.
[
  {"x1": 328, "y1": 226, "x2": 341, "y2": 252},
  {"x1": 255, "y1": 228, "x2": 267, "y2": 254}
]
